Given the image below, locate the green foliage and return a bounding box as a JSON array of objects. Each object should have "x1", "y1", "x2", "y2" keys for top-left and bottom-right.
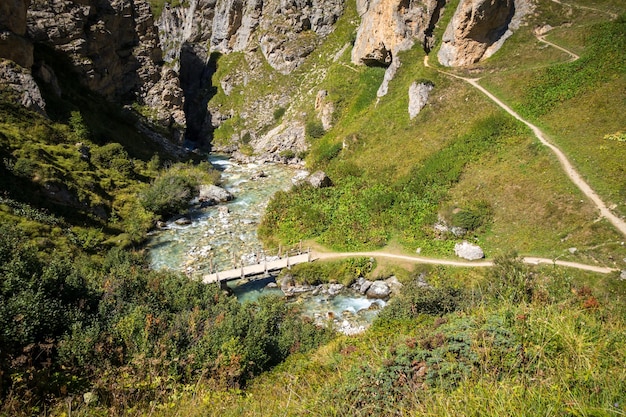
[
  {"x1": 90, "y1": 142, "x2": 130, "y2": 170},
  {"x1": 375, "y1": 279, "x2": 464, "y2": 324},
  {"x1": 604, "y1": 131, "x2": 626, "y2": 142},
  {"x1": 312, "y1": 138, "x2": 342, "y2": 164},
  {"x1": 286, "y1": 257, "x2": 376, "y2": 287},
  {"x1": 139, "y1": 162, "x2": 219, "y2": 218},
  {"x1": 485, "y1": 253, "x2": 536, "y2": 304},
  {"x1": 305, "y1": 120, "x2": 325, "y2": 139},
  {"x1": 279, "y1": 149, "x2": 295, "y2": 159},
  {"x1": 273, "y1": 107, "x2": 286, "y2": 121},
  {"x1": 69, "y1": 111, "x2": 90, "y2": 141},
  {"x1": 520, "y1": 17, "x2": 626, "y2": 117},
  {"x1": 0, "y1": 226, "x2": 334, "y2": 413},
  {"x1": 262, "y1": 114, "x2": 520, "y2": 252},
  {"x1": 450, "y1": 200, "x2": 493, "y2": 232}
]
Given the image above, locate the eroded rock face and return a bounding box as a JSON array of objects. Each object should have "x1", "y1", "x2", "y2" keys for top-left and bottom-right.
[
  {"x1": 0, "y1": 61, "x2": 45, "y2": 114},
  {"x1": 408, "y1": 81, "x2": 433, "y2": 119},
  {"x1": 25, "y1": 0, "x2": 184, "y2": 133},
  {"x1": 28, "y1": 0, "x2": 161, "y2": 101},
  {"x1": 315, "y1": 90, "x2": 334, "y2": 130},
  {"x1": 351, "y1": 0, "x2": 444, "y2": 67},
  {"x1": 437, "y1": 0, "x2": 530, "y2": 67},
  {"x1": 159, "y1": 0, "x2": 343, "y2": 74},
  {"x1": 0, "y1": 0, "x2": 34, "y2": 68}
]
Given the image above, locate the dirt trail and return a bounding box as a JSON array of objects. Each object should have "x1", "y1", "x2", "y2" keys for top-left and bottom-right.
[
  {"x1": 312, "y1": 251, "x2": 618, "y2": 274},
  {"x1": 423, "y1": 34, "x2": 626, "y2": 239}
]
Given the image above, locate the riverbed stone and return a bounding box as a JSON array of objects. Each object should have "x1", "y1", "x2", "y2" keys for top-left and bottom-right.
[
  {"x1": 454, "y1": 241, "x2": 484, "y2": 260},
  {"x1": 198, "y1": 184, "x2": 234, "y2": 206},
  {"x1": 366, "y1": 281, "x2": 391, "y2": 299},
  {"x1": 385, "y1": 276, "x2": 403, "y2": 294},
  {"x1": 352, "y1": 277, "x2": 373, "y2": 295},
  {"x1": 328, "y1": 283, "x2": 344, "y2": 296},
  {"x1": 174, "y1": 217, "x2": 191, "y2": 225}
]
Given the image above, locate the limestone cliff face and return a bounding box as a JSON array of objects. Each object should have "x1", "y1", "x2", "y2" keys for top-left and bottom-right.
[
  {"x1": 351, "y1": 0, "x2": 445, "y2": 67},
  {"x1": 28, "y1": 0, "x2": 161, "y2": 101},
  {"x1": 156, "y1": 0, "x2": 343, "y2": 146},
  {"x1": 437, "y1": 0, "x2": 530, "y2": 67},
  {"x1": 158, "y1": 0, "x2": 343, "y2": 75}
]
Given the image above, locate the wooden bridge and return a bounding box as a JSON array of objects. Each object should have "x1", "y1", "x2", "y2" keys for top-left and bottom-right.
[{"x1": 202, "y1": 249, "x2": 312, "y2": 284}]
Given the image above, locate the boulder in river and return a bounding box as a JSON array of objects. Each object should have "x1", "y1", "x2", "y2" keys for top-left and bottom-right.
[
  {"x1": 174, "y1": 217, "x2": 191, "y2": 225},
  {"x1": 366, "y1": 281, "x2": 391, "y2": 299},
  {"x1": 198, "y1": 184, "x2": 234, "y2": 206},
  {"x1": 328, "y1": 283, "x2": 344, "y2": 296},
  {"x1": 454, "y1": 241, "x2": 484, "y2": 261},
  {"x1": 385, "y1": 276, "x2": 403, "y2": 294},
  {"x1": 352, "y1": 277, "x2": 373, "y2": 295}
]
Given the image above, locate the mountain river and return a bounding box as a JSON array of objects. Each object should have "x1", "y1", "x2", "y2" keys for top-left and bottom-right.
[{"x1": 146, "y1": 155, "x2": 384, "y2": 334}]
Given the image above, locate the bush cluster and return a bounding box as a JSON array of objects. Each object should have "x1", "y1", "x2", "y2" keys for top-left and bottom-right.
[{"x1": 0, "y1": 224, "x2": 334, "y2": 413}]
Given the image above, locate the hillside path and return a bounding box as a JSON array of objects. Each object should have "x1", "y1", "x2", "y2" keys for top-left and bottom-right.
[
  {"x1": 423, "y1": 44, "x2": 626, "y2": 239},
  {"x1": 312, "y1": 250, "x2": 618, "y2": 274}
]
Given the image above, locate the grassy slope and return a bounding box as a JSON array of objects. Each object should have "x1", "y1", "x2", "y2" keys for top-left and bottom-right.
[{"x1": 250, "y1": 0, "x2": 626, "y2": 267}]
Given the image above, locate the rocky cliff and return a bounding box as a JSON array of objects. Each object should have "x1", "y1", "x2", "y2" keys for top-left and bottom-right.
[
  {"x1": 0, "y1": 0, "x2": 529, "y2": 155},
  {"x1": 0, "y1": 0, "x2": 46, "y2": 114},
  {"x1": 438, "y1": 0, "x2": 530, "y2": 67},
  {"x1": 0, "y1": 0, "x2": 34, "y2": 69},
  {"x1": 351, "y1": 0, "x2": 444, "y2": 67},
  {"x1": 26, "y1": 0, "x2": 184, "y2": 132}
]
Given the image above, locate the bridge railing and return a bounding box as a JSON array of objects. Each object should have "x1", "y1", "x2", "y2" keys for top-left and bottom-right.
[{"x1": 207, "y1": 242, "x2": 311, "y2": 275}]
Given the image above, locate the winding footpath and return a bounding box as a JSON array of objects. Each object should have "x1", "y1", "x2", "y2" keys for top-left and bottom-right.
[{"x1": 423, "y1": 37, "x2": 626, "y2": 239}]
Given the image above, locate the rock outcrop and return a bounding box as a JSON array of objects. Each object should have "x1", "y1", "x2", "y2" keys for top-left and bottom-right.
[
  {"x1": 307, "y1": 171, "x2": 333, "y2": 188},
  {"x1": 454, "y1": 241, "x2": 485, "y2": 260},
  {"x1": 315, "y1": 90, "x2": 334, "y2": 130},
  {"x1": 0, "y1": 0, "x2": 45, "y2": 114},
  {"x1": 197, "y1": 184, "x2": 234, "y2": 206},
  {"x1": 0, "y1": 61, "x2": 46, "y2": 114},
  {"x1": 408, "y1": 81, "x2": 434, "y2": 119},
  {"x1": 0, "y1": 0, "x2": 33, "y2": 69},
  {"x1": 438, "y1": 0, "x2": 531, "y2": 67},
  {"x1": 159, "y1": 0, "x2": 344, "y2": 74},
  {"x1": 351, "y1": 0, "x2": 445, "y2": 67}
]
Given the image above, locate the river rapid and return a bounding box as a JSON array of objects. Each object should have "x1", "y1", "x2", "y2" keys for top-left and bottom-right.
[{"x1": 147, "y1": 155, "x2": 384, "y2": 334}]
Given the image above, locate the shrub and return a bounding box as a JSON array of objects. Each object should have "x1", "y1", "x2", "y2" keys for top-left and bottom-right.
[
  {"x1": 305, "y1": 120, "x2": 325, "y2": 139},
  {"x1": 279, "y1": 149, "x2": 295, "y2": 159},
  {"x1": 376, "y1": 279, "x2": 464, "y2": 324},
  {"x1": 273, "y1": 107, "x2": 286, "y2": 121},
  {"x1": 139, "y1": 162, "x2": 219, "y2": 218},
  {"x1": 451, "y1": 201, "x2": 493, "y2": 232},
  {"x1": 69, "y1": 111, "x2": 90, "y2": 141},
  {"x1": 139, "y1": 171, "x2": 196, "y2": 217},
  {"x1": 91, "y1": 143, "x2": 129, "y2": 170}
]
